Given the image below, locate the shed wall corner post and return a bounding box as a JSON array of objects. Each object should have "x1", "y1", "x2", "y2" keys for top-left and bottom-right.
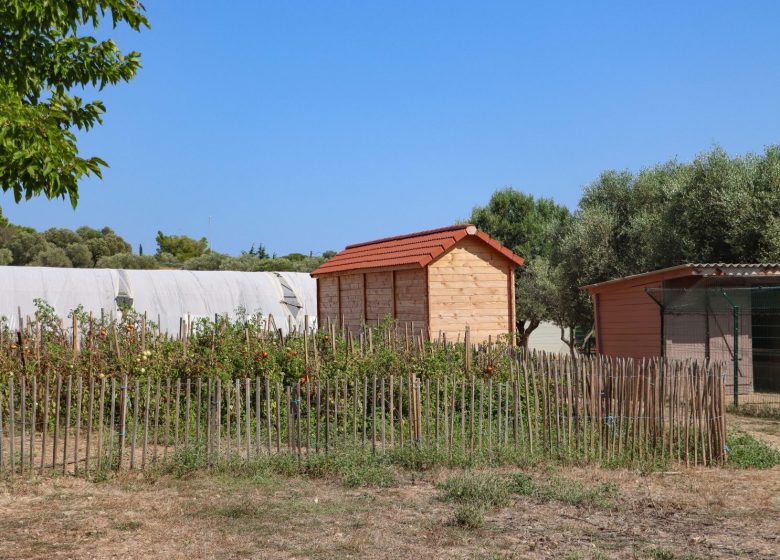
[
  {"x1": 337, "y1": 275, "x2": 342, "y2": 326},
  {"x1": 509, "y1": 264, "x2": 516, "y2": 347},
  {"x1": 643, "y1": 288, "x2": 665, "y2": 359},
  {"x1": 362, "y1": 273, "x2": 368, "y2": 323},
  {"x1": 425, "y1": 267, "x2": 431, "y2": 341},
  {"x1": 316, "y1": 278, "x2": 321, "y2": 328},
  {"x1": 391, "y1": 270, "x2": 397, "y2": 320},
  {"x1": 591, "y1": 293, "x2": 601, "y2": 354}
]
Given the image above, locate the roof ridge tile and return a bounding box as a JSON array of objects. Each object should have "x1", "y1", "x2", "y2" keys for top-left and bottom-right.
[{"x1": 311, "y1": 225, "x2": 523, "y2": 276}]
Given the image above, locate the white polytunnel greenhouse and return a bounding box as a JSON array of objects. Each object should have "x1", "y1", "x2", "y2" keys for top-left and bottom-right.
[{"x1": 0, "y1": 267, "x2": 317, "y2": 334}]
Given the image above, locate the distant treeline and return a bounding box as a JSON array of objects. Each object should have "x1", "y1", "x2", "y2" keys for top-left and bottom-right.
[{"x1": 0, "y1": 216, "x2": 334, "y2": 272}]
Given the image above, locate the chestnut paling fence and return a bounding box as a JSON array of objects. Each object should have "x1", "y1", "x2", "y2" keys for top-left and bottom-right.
[{"x1": 0, "y1": 355, "x2": 727, "y2": 477}]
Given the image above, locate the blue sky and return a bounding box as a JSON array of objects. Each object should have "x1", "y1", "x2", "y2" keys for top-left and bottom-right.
[{"x1": 3, "y1": 1, "x2": 780, "y2": 256}]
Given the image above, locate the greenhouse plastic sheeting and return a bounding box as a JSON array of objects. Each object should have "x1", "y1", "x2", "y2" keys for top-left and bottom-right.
[{"x1": 0, "y1": 267, "x2": 317, "y2": 335}]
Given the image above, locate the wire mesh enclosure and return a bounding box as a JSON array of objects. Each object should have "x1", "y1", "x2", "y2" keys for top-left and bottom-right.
[{"x1": 646, "y1": 286, "x2": 780, "y2": 415}]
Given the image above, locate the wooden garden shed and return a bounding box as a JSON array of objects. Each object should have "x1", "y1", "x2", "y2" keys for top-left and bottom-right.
[{"x1": 311, "y1": 224, "x2": 524, "y2": 344}]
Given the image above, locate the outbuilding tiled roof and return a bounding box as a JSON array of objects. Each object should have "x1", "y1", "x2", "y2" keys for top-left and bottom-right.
[
  {"x1": 584, "y1": 263, "x2": 780, "y2": 293},
  {"x1": 310, "y1": 224, "x2": 524, "y2": 277}
]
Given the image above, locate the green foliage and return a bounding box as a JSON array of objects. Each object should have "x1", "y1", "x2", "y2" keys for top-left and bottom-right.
[
  {"x1": 726, "y1": 431, "x2": 780, "y2": 469},
  {"x1": 471, "y1": 188, "x2": 573, "y2": 346},
  {"x1": 6, "y1": 229, "x2": 47, "y2": 265},
  {"x1": 439, "y1": 473, "x2": 512, "y2": 529},
  {"x1": 244, "y1": 243, "x2": 269, "y2": 259},
  {"x1": 75, "y1": 226, "x2": 104, "y2": 241},
  {"x1": 183, "y1": 251, "x2": 228, "y2": 270},
  {"x1": 557, "y1": 145, "x2": 780, "y2": 327},
  {"x1": 439, "y1": 470, "x2": 620, "y2": 529},
  {"x1": 439, "y1": 473, "x2": 512, "y2": 508},
  {"x1": 471, "y1": 188, "x2": 571, "y2": 260},
  {"x1": 96, "y1": 252, "x2": 160, "y2": 269},
  {"x1": 0, "y1": 305, "x2": 521, "y2": 398},
  {"x1": 155, "y1": 231, "x2": 209, "y2": 262},
  {"x1": 648, "y1": 549, "x2": 676, "y2": 560},
  {"x1": 158, "y1": 445, "x2": 209, "y2": 479},
  {"x1": 0, "y1": 1, "x2": 149, "y2": 206},
  {"x1": 156, "y1": 445, "x2": 396, "y2": 488},
  {"x1": 513, "y1": 256, "x2": 559, "y2": 346},
  {"x1": 454, "y1": 503, "x2": 486, "y2": 528},
  {"x1": 0, "y1": 217, "x2": 331, "y2": 272},
  {"x1": 332, "y1": 452, "x2": 397, "y2": 488},
  {"x1": 85, "y1": 231, "x2": 132, "y2": 264},
  {"x1": 43, "y1": 227, "x2": 81, "y2": 248},
  {"x1": 509, "y1": 473, "x2": 619, "y2": 508},
  {"x1": 65, "y1": 242, "x2": 93, "y2": 267},
  {"x1": 474, "y1": 145, "x2": 780, "y2": 335},
  {"x1": 29, "y1": 244, "x2": 72, "y2": 267}
]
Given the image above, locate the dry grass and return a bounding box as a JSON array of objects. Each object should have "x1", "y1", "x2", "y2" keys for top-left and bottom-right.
[
  {"x1": 0, "y1": 457, "x2": 779, "y2": 559},
  {"x1": 730, "y1": 414, "x2": 780, "y2": 449}
]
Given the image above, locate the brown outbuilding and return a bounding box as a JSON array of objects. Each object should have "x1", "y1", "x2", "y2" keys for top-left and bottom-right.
[
  {"x1": 586, "y1": 263, "x2": 780, "y2": 400},
  {"x1": 311, "y1": 224, "x2": 524, "y2": 344}
]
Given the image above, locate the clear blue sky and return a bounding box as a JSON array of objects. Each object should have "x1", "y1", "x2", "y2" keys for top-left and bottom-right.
[{"x1": 3, "y1": 1, "x2": 780, "y2": 256}]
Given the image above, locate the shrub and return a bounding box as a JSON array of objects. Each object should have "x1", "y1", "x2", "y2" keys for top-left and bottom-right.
[
  {"x1": 727, "y1": 432, "x2": 780, "y2": 469},
  {"x1": 439, "y1": 473, "x2": 511, "y2": 509},
  {"x1": 454, "y1": 503, "x2": 486, "y2": 528}
]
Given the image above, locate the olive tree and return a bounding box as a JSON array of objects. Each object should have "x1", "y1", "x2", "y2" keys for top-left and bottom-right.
[
  {"x1": 471, "y1": 188, "x2": 571, "y2": 347},
  {"x1": 0, "y1": 1, "x2": 148, "y2": 206}
]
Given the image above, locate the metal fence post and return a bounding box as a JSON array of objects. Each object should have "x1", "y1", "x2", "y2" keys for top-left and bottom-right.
[
  {"x1": 720, "y1": 289, "x2": 740, "y2": 408},
  {"x1": 733, "y1": 303, "x2": 740, "y2": 408}
]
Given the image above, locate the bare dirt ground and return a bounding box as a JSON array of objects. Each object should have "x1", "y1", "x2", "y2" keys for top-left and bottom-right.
[{"x1": 1, "y1": 454, "x2": 779, "y2": 560}]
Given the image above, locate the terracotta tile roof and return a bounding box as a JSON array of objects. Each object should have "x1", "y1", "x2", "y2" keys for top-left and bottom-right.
[{"x1": 311, "y1": 224, "x2": 524, "y2": 276}]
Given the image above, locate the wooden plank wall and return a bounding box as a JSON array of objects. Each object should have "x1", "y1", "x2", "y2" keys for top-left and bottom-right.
[
  {"x1": 365, "y1": 272, "x2": 393, "y2": 322},
  {"x1": 338, "y1": 274, "x2": 363, "y2": 331},
  {"x1": 394, "y1": 269, "x2": 427, "y2": 333},
  {"x1": 594, "y1": 281, "x2": 661, "y2": 358},
  {"x1": 318, "y1": 276, "x2": 339, "y2": 325},
  {"x1": 596, "y1": 275, "x2": 755, "y2": 395},
  {"x1": 316, "y1": 269, "x2": 427, "y2": 334},
  {"x1": 427, "y1": 237, "x2": 511, "y2": 343}
]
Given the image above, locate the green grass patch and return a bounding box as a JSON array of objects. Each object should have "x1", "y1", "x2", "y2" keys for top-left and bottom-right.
[
  {"x1": 645, "y1": 548, "x2": 704, "y2": 560},
  {"x1": 454, "y1": 503, "x2": 486, "y2": 528},
  {"x1": 439, "y1": 470, "x2": 620, "y2": 529},
  {"x1": 726, "y1": 431, "x2": 780, "y2": 469},
  {"x1": 439, "y1": 473, "x2": 512, "y2": 509},
  {"x1": 153, "y1": 445, "x2": 397, "y2": 488},
  {"x1": 438, "y1": 472, "x2": 512, "y2": 528},
  {"x1": 510, "y1": 473, "x2": 619, "y2": 508},
  {"x1": 648, "y1": 547, "x2": 675, "y2": 560}
]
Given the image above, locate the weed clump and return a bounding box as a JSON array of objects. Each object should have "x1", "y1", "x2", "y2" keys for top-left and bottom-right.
[
  {"x1": 438, "y1": 473, "x2": 512, "y2": 528},
  {"x1": 439, "y1": 473, "x2": 511, "y2": 509},
  {"x1": 510, "y1": 473, "x2": 618, "y2": 509},
  {"x1": 726, "y1": 432, "x2": 780, "y2": 469},
  {"x1": 439, "y1": 470, "x2": 620, "y2": 528},
  {"x1": 453, "y1": 503, "x2": 486, "y2": 528}
]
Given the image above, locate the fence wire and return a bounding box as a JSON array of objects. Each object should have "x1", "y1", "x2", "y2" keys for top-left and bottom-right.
[
  {"x1": 646, "y1": 286, "x2": 780, "y2": 415},
  {"x1": 0, "y1": 356, "x2": 727, "y2": 480}
]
